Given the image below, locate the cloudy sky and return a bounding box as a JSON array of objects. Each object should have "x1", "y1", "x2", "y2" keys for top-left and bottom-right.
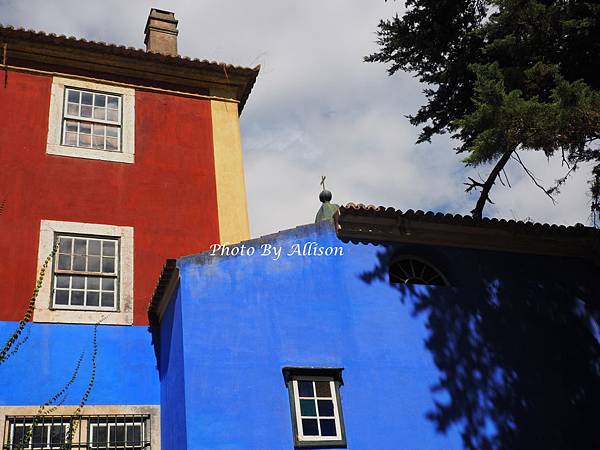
[{"x1": 1, "y1": 0, "x2": 595, "y2": 237}]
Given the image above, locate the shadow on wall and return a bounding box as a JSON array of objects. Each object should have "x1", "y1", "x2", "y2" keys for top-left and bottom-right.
[{"x1": 360, "y1": 245, "x2": 600, "y2": 450}]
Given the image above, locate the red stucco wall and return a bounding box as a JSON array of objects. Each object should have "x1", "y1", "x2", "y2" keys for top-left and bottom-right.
[{"x1": 0, "y1": 70, "x2": 220, "y2": 325}]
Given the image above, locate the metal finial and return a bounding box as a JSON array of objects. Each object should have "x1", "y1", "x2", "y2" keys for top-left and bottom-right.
[{"x1": 319, "y1": 175, "x2": 332, "y2": 203}]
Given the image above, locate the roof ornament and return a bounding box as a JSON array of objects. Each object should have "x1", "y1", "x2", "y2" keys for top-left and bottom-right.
[{"x1": 315, "y1": 176, "x2": 340, "y2": 223}]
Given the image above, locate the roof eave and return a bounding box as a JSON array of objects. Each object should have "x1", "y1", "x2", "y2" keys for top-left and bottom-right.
[{"x1": 0, "y1": 25, "x2": 259, "y2": 114}]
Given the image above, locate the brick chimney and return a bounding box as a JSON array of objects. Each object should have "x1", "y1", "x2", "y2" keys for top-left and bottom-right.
[{"x1": 144, "y1": 8, "x2": 179, "y2": 56}]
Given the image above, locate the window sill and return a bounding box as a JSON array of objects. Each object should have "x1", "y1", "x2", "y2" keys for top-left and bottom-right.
[
  {"x1": 47, "y1": 143, "x2": 134, "y2": 164},
  {"x1": 34, "y1": 308, "x2": 132, "y2": 326}
]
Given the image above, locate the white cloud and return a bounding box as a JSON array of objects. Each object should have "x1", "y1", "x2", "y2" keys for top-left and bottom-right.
[{"x1": 1, "y1": 0, "x2": 593, "y2": 237}]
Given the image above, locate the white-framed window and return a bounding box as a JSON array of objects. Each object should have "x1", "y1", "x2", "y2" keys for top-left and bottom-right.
[
  {"x1": 283, "y1": 368, "x2": 347, "y2": 448},
  {"x1": 47, "y1": 77, "x2": 135, "y2": 164},
  {"x1": 62, "y1": 88, "x2": 122, "y2": 152},
  {"x1": 34, "y1": 220, "x2": 134, "y2": 326},
  {"x1": 89, "y1": 418, "x2": 146, "y2": 449},
  {"x1": 53, "y1": 235, "x2": 119, "y2": 311},
  {"x1": 6, "y1": 420, "x2": 68, "y2": 449}
]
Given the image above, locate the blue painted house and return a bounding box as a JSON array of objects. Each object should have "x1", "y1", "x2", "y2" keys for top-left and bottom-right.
[{"x1": 148, "y1": 203, "x2": 600, "y2": 450}]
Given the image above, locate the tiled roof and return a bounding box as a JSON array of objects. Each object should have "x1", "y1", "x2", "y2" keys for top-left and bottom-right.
[
  {"x1": 339, "y1": 203, "x2": 598, "y2": 236},
  {"x1": 0, "y1": 24, "x2": 260, "y2": 112},
  {"x1": 336, "y1": 203, "x2": 600, "y2": 259}
]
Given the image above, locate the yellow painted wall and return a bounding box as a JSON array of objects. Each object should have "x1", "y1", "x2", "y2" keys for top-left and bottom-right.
[{"x1": 210, "y1": 99, "x2": 250, "y2": 244}]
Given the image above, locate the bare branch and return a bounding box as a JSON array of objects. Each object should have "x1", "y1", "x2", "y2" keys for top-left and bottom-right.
[{"x1": 511, "y1": 151, "x2": 557, "y2": 205}]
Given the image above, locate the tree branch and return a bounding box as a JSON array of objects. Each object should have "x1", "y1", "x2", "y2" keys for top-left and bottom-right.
[
  {"x1": 511, "y1": 151, "x2": 557, "y2": 205},
  {"x1": 466, "y1": 149, "x2": 515, "y2": 219}
]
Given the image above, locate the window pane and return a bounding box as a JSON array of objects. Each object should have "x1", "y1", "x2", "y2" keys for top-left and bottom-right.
[
  {"x1": 88, "y1": 256, "x2": 101, "y2": 272},
  {"x1": 88, "y1": 240, "x2": 101, "y2": 255},
  {"x1": 74, "y1": 239, "x2": 87, "y2": 255},
  {"x1": 59, "y1": 237, "x2": 73, "y2": 253},
  {"x1": 67, "y1": 90, "x2": 80, "y2": 103},
  {"x1": 101, "y1": 292, "x2": 115, "y2": 307},
  {"x1": 107, "y1": 96, "x2": 119, "y2": 109},
  {"x1": 78, "y1": 133, "x2": 91, "y2": 147},
  {"x1": 87, "y1": 291, "x2": 100, "y2": 307},
  {"x1": 55, "y1": 290, "x2": 69, "y2": 305},
  {"x1": 94, "y1": 107, "x2": 106, "y2": 120},
  {"x1": 31, "y1": 425, "x2": 46, "y2": 446},
  {"x1": 87, "y1": 277, "x2": 100, "y2": 290},
  {"x1": 71, "y1": 276, "x2": 85, "y2": 289},
  {"x1": 106, "y1": 137, "x2": 119, "y2": 151},
  {"x1": 317, "y1": 399, "x2": 334, "y2": 417},
  {"x1": 80, "y1": 105, "x2": 93, "y2": 118},
  {"x1": 92, "y1": 135, "x2": 105, "y2": 149},
  {"x1": 107, "y1": 109, "x2": 119, "y2": 122},
  {"x1": 49, "y1": 425, "x2": 66, "y2": 445},
  {"x1": 103, "y1": 241, "x2": 116, "y2": 256},
  {"x1": 56, "y1": 275, "x2": 70, "y2": 288},
  {"x1": 315, "y1": 381, "x2": 332, "y2": 397},
  {"x1": 94, "y1": 94, "x2": 106, "y2": 107},
  {"x1": 71, "y1": 290, "x2": 85, "y2": 305},
  {"x1": 110, "y1": 425, "x2": 126, "y2": 445},
  {"x1": 65, "y1": 120, "x2": 78, "y2": 133},
  {"x1": 12, "y1": 425, "x2": 26, "y2": 445},
  {"x1": 102, "y1": 278, "x2": 115, "y2": 291},
  {"x1": 106, "y1": 126, "x2": 119, "y2": 137},
  {"x1": 298, "y1": 381, "x2": 314, "y2": 397},
  {"x1": 301, "y1": 419, "x2": 319, "y2": 436},
  {"x1": 93, "y1": 124, "x2": 105, "y2": 136},
  {"x1": 320, "y1": 419, "x2": 337, "y2": 437},
  {"x1": 67, "y1": 103, "x2": 79, "y2": 115},
  {"x1": 73, "y1": 255, "x2": 86, "y2": 271},
  {"x1": 127, "y1": 425, "x2": 142, "y2": 443},
  {"x1": 58, "y1": 254, "x2": 72, "y2": 270},
  {"x1": 102, "y1": 257, "x2": 115, "y2": 273},
  {"x1": 64, "y1": 131, "x2": 77, "y2": 146},
  {"x1": 300, "y1": 399, "x2": 317, "y2": 417},
  {"x1": 92, "y1": 426, "x2": 108, "y2": 444},
  {"x1": 79, "y1": 123, "x2": 91, "y2": 135},
  {"x1": 81, "y1": 92, "x2": 93, "y2": 105}
]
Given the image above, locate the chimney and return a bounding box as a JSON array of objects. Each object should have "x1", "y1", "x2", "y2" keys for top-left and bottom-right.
[{"x1": 144, "y1": 8, "x2": 179, "y2": 56}]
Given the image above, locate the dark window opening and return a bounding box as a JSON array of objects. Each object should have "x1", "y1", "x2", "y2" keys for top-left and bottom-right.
[{"x1": 389, "y1": 258, "x2": 448, "y2": 286}]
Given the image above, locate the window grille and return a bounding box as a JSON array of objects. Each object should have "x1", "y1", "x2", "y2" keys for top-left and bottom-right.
[
  {"x1": 389, "y1": 258, "x2": 448, "y2": 286},
  {"x1": 3, "y1": 414, "x2": 151, "y2": 449}
]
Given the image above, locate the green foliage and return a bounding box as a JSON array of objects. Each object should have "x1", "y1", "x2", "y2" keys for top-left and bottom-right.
[{"x1": 367, "y1": 0, "x2": 600, "y2": 220}]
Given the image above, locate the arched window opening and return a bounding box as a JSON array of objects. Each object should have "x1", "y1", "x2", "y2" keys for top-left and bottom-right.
[{"x1": 389, "y1": 258, "x2": 448, "y2": 286}]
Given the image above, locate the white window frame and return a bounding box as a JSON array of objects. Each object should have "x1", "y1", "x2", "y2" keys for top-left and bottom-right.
[
  {"x1": 47, "y1": 76, "x2": 135, "y2": 164},
  {"x1": 7, "y1": 421, "x2": 70, "y2": 449},
  {"x1": 292, "y1": 377, "x2": 344, "y2": 444},
  {"x1": 52, "y1": 235, "x2": 120, "y2": 312},
  {"x1": 34, "y1": 220, "x2": 134, "y2": 326}
]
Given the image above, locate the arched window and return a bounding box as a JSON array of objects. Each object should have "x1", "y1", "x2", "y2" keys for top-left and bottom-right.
[{"x1": 389, "y1": 257, "x2": 448, "y2": 286}]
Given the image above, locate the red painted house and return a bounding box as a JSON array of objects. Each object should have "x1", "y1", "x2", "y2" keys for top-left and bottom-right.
[{"x1": 0, "y1": 9, "x2": 259, "y2": 326}]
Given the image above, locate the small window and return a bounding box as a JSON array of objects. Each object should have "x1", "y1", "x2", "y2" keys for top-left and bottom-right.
[
  {"x1": 52, "y1": 235, "x2": 119, "y2": 311},
  {"x1": 389, "y1": 257, "x2": 447, "y2": 286},
  {"x1": 62, "y1": 88, "x2": 122, "y2": 152},
  {"x1": 283, "y1": 367, "x2": 346, "y2": 448}
]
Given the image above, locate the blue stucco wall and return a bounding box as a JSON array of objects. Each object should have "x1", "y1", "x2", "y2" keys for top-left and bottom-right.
[
  {"x1": 159, "y1": 288, "x2": 188, "y2": 450},
  {"x1": 163, "y1": 220, "x2": 600, "y2": 450},
  {"x1": 0, "y1": 323, "x2": 159, "y2": 406},
  {"x1": 168, "y1": 222, "x2": 462, "y2": 449}
]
